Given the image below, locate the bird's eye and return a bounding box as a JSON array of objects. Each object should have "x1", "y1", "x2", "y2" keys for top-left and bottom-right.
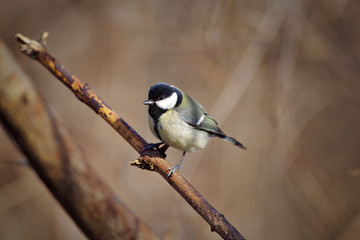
[{"x1": 159, "y1": 96, "x2": 165, "y2": 100}]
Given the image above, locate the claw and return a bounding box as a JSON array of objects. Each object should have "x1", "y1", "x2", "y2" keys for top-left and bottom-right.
[
  {"x1": 142, "y1": 142, "x2": 164, "y2": 152},
  {"x1": 166, "y1": 166, "x2": 180, "y2": 177}
]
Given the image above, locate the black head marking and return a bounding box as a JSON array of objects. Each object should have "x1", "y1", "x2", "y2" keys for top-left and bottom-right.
[{"x1": 148, "y1": 82, "x2": 183, "y2": 107}]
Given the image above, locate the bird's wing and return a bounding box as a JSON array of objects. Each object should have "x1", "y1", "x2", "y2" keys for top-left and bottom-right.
[
  {"x1": 176, "y1": 95, "x2": 246, "y2": 149},
  {"x1": 194, "y1": 113, "x2": 226, "y2": 137},
  {"x1": 176, "y1": 94, "x2": 206, "y2": 125},
  {"x1": 176, "y1": 94, "x2": 225, "y2": 137}
]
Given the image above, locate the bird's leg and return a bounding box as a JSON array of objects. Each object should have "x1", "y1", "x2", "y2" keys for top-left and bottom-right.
[{"x1": 166, "y1": 151, "x2": 186, "y2": 177}]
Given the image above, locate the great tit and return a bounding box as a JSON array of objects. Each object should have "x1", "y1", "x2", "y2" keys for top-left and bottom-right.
[{"x1": 144, "y1": 82, "x2": 246, "y2": 177}]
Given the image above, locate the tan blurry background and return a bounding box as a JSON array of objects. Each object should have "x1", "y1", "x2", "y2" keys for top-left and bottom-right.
[{"x1": 1, "y1": 0, "x2": 360, "y2": 239}]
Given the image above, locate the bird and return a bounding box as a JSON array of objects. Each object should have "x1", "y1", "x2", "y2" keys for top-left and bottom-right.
[{"x1": 143, "y1": 82, "x2": 246, "y2": 177}]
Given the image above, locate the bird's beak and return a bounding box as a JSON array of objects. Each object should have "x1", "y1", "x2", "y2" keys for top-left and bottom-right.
[{"x1": 143, "y1": 99, "x2": 155, "y2": 105}]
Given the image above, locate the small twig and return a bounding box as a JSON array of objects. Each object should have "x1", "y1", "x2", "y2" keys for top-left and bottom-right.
[{"x1": 14, "y1": 32, "x2": 246, "y2": 240}]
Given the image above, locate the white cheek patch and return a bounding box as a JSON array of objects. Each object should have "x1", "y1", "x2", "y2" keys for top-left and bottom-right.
[{"x1": 156, "y1": 92, "x2": 178, "y2": 110}]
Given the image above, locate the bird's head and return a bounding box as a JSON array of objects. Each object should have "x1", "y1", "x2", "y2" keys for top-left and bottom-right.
[{"x1": 144, "y1": 82, "x2": 183, "y2": 110}]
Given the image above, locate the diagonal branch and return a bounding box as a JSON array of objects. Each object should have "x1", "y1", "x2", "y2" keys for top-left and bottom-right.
[
  {"x1": 14, "y1": 32, "x2": 246, "y2": 240},
  {"x1": 16, "y1": 32, "x2": 147, "y2": 154},
  {"x1": 0, "y1": 39, "x2": 158, "y2": 240}
]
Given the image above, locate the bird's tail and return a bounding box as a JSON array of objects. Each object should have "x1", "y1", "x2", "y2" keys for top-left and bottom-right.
[{"x1": 224, "y1": 136, "x2": 247, "y2": 150}]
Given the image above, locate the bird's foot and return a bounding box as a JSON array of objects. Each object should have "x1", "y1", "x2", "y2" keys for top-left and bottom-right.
[
  {"x1": 165, "y1": 151, "x2": 186, "y2": 177},
  {"x1": 141, "y1": 142, "x2": 167, "y2": 158},
  {"x1": 143, "y1": 142, "x2": 164, "y2": 151},
  {"x1": 166, "y1": 165, "x2": 180, "y2": 178}
]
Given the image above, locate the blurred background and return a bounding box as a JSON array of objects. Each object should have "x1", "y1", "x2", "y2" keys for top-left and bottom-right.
[{"x1": 1, "y1": 0, "x2": 360, "y2": 239}]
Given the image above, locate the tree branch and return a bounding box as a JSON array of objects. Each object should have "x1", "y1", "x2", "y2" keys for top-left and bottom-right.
[
  {"x1": 0, "y1": 39, "x2": 158, "y2": 240},
  {"x1": 14, "y1": 32, "x2": 246, "y2": 240}
]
